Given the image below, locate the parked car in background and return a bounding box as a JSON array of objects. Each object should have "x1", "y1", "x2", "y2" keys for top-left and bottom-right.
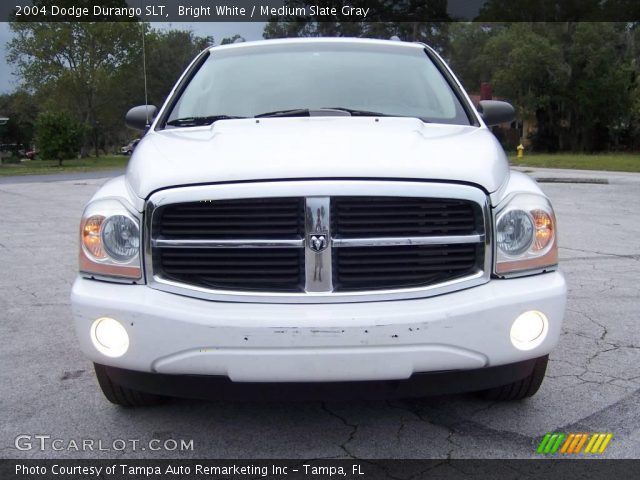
[
  {"x1": 121, "y1": 138, "x2": 140, "y2": 155},
  {"x1": 72, "y1": 38, "x2": 566, "y2": 406}
]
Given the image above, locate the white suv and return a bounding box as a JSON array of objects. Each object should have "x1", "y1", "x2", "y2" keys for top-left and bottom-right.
[{"x1": 71, "y1": 38, "x2": 566, "y2": 406}]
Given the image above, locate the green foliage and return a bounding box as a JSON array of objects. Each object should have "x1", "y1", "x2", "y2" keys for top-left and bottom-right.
[
  {"x1": 35, "y1": 111, "x2": 85, "y2": 166},
  {"x1": 563, "y1": 22, "x2": 633, "y2": 151},
  {"x1": 447, "y1": 23, "x2": 501, "y2": 89},
  {"x1": 8, "y1": 11, "x2": 141, "y2": 155},
  {"x1": 7, "y1": 16, "x2": 214, "y2": 154},
  {"x1": 449, "y1": 22, "x2": 638, "y2": 152},
  {"x1": 479, "y1": 24, "x2": 570, "y2": 116},
  {"x1": 221, "y1": 34, "x2": 245, "y2": 45},
  {"x1": 143, "y1": 28, "x2": 213, "y2": 106},
  {"x1": 0, "y1": 90, "x2": 39, "y2": 148}
]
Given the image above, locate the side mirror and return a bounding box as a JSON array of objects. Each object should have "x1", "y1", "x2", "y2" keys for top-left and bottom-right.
[
  {"x1": 125, "y1": 105, "x2": 158, "y2": 131},
  {"x1": 477, "y1": 100, "x2": 515, "y2": 127}
]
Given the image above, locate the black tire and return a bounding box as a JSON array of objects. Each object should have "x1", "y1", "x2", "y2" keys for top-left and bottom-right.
[
  {"x1": 478, "y1": 355, "x2": 549, "y2": 401},
  {"x1": 94, "y1": 363, "x2": 168, "y2": 407}
]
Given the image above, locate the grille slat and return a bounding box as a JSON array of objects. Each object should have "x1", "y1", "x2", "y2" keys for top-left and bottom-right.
[
  {"x1": 158, "y1": 247, "x2": 304, "y2": 292},
  {"x1": 336, "y1": 225, "x2": 474, "y2": 234},
  {"x1": 338, "y1": 217, "x2": 475, "y2": 225},
  {"x1": 159, "y1": 229, "x2": 301, "y2": 236},
  {"x1": 157, "y1": 198, "x2": 304, "y2": 240},
  {"x1": 333, "y1": 197, "x2": 478, "y2": 238},
  {"x1": 337, "y1": 256, "x2": 477, "y2": 266},
  {"x1": 334, "y1": 244, "x2": 480, "y2": 291}
]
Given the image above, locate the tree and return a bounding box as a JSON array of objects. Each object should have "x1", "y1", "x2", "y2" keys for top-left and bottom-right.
[
  {"x1": 479, "y1": 24, "x2": 570, "y2": 118},
  {"x1": 471, "y1": 23, "x2": 569, "y2": 151},
  {"x1": 142, "y1": 28, "x2": 213, "y2": 107},
  {"x1": 562, "y1": 22, "x2": 633, "y2": 151},
  {"x1": 8, "y1": 1, "x2": 141, "y2": 156},
  {"x1": 221, "y1": 34, "x2": 245, "y2": 45},
  {"x1": 470, "y1": 22, "x2": 637, "y2": 152},
  {"x1": 35, "y1": 111, "x2": 85, "y2": 166},
  {"x1": 0, "y1": 90, "x2": 39, "y2": 149},
  {"x1": 8, "y1": 5, "x2": 215, "y2": 154},
  {"x1": 447, "y1": 23, "x2": 502, "y2": 91},
  {"x1": 94, "y1": 27, "x2": 213, "y2": 149}
]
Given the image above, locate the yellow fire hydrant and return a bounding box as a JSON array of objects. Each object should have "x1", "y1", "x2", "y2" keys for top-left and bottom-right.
[{"x1": 516, "y1": 143, "x2": 525, "y2": 159}]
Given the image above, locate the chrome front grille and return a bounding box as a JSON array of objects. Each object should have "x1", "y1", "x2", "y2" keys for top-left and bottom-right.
[
  {"x1": 332, "y1": 196, "x2": 479, "y2": 237},
  {"x1": 157, "y1": 247, "x2": 305, "y2": 292},
  {"x1": 333, "y1": 243, "x2": 481, "y2": 291},
  {"x1": 146, "y1": 181, "x2": 491, "y2": 303},
  {"x1": 152, "y1": 198, "x2": 305, "y2": 292},
  {"x1": 156, "y1": 197, "x2": 304, "y2": 239}
]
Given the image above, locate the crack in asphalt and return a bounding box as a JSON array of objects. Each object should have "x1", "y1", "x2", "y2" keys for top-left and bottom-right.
[
  {"x1": 319, "y1": 402, "x2": 358, "y2": 459},
  {"x1": 559, "y1": 246, "x2": 640, "y2": 261},
  {"x1": 384, "y1": 400, "x2": 533, "y2": 458},
  {"x1": 15, "y1": 285, "x2": 38, "y2": 299},
  {"x1": 318, "y1": 403, "x2": 434, "y2": 480},
  {"x1": 566, "y1": 307, "x2": 608, "y2": 342}
]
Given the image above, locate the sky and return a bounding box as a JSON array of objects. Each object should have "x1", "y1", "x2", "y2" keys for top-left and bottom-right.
[{"x1": 0, "y1": 21, "x2": 266, "y2": 95}]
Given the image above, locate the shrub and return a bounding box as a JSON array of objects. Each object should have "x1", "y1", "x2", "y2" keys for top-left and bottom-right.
[{"x1": 35, "y1": 111, "x2": 84, "y2": 166}]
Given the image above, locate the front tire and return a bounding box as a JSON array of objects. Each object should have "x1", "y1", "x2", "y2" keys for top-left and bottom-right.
[
  {"x1": 478, "y1": 355, "x2": 548, "y2": 400},
  {"x1": 94, "y1": 363, "x2": 168, "y2": 407}
]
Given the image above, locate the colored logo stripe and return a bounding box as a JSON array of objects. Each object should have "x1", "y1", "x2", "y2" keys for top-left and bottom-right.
[
  {"x1": 584, "y1": 433, "x2": 613, "y2": 454},
  {"x1": 559, "y1": 433, "x2": 589, "y2": 453},
  {"x1": 537, "y1": 433, "x2": 566, "y2": 454},
  {"x1": 538, "y1": 432, "x2": 613, "y2": 454}
]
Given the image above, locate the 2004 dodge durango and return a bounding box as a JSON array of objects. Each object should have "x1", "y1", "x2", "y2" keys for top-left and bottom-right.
[{"x1": 71, "y1": 38, "x2": 567, "y2": 406}]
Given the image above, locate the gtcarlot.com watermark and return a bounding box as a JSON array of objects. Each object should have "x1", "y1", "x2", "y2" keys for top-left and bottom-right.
[{"x1": 14, "y1": 434, "x2": 194, "y2": 452}]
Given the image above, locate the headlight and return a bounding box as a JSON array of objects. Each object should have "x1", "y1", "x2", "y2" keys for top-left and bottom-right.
[
  {"x1": 79, "y1": 200, "x2": 142, "y2": 280},
  {"x1": 494, "y1": 194, "x2": 558, "y2": 276},
  {"x1": 102, "y1": 215, "x2": 140, "y2": 261},
  {"x1": 496, "y1": 209, "x2": 534, "y2": 255}
]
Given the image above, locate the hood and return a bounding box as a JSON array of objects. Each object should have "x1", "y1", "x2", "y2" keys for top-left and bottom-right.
[{"x1": 127, "y1": 117, "x2": 509, "y2": 199}]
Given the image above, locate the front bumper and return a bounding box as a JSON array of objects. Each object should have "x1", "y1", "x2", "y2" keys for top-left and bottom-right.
[{"x1": 71, "y1": 271, "x2": 566, "y2": 383}]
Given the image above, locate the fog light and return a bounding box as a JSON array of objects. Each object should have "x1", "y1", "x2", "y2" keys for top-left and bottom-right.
[
  {"x1": 90, "y1": 317, "x2": 129, "y2": 357},
  {"x1": 510, "y1": 311, "x2": 548, "y2": 350}
]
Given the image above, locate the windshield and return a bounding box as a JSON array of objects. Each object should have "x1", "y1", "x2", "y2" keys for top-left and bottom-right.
[{"x1": 164, "y1": 42, "x2": 471, "y2": 127}]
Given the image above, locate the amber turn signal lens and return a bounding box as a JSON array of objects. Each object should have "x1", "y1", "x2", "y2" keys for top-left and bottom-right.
[
  {"x1": 82, "y1": 215, "x2": 106, "y2": 259},
  {"x1": 531, "y1": 210, "x2": 553, "y2": 251}
]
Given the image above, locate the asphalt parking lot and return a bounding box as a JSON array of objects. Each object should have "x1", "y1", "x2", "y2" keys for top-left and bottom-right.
[{"x1": 1, "y1": 169, "x2": 639, "y2": 460}]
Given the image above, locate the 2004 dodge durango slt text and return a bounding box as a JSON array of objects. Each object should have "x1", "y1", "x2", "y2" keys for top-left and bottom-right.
[{"x1": 71, "y1": 38, "x2": 566, "y2": 406}]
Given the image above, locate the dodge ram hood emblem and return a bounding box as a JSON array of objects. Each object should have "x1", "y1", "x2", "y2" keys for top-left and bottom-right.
[{"x1": 309, "y1": 234, "x2": 328, "y2": 252}]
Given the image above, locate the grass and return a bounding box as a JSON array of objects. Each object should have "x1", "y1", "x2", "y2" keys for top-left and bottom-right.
[
  {"x1": 509, "y1": 152, "x2": 640, "y2": 173},
  {"x1": 0, "y1": 155, "x2": 128, "y2": 177},
  {"x1": 1, "y1": 152, "x2": 639, "y2": 177}
]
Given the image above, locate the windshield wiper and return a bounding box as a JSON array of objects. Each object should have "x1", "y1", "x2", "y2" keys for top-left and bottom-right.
[
  {"x1": 254, "y1": 107, "x2": 398, "y2": 119},
  {"x1": 254, "y1": 108, "x2": 311, "y2": 118},
  {"x1": 323, "y1": 107, "x2": 394, "y2": 117},
  {"x1": 165, "y1": 115, "x2": 246, "y2": 127}
]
